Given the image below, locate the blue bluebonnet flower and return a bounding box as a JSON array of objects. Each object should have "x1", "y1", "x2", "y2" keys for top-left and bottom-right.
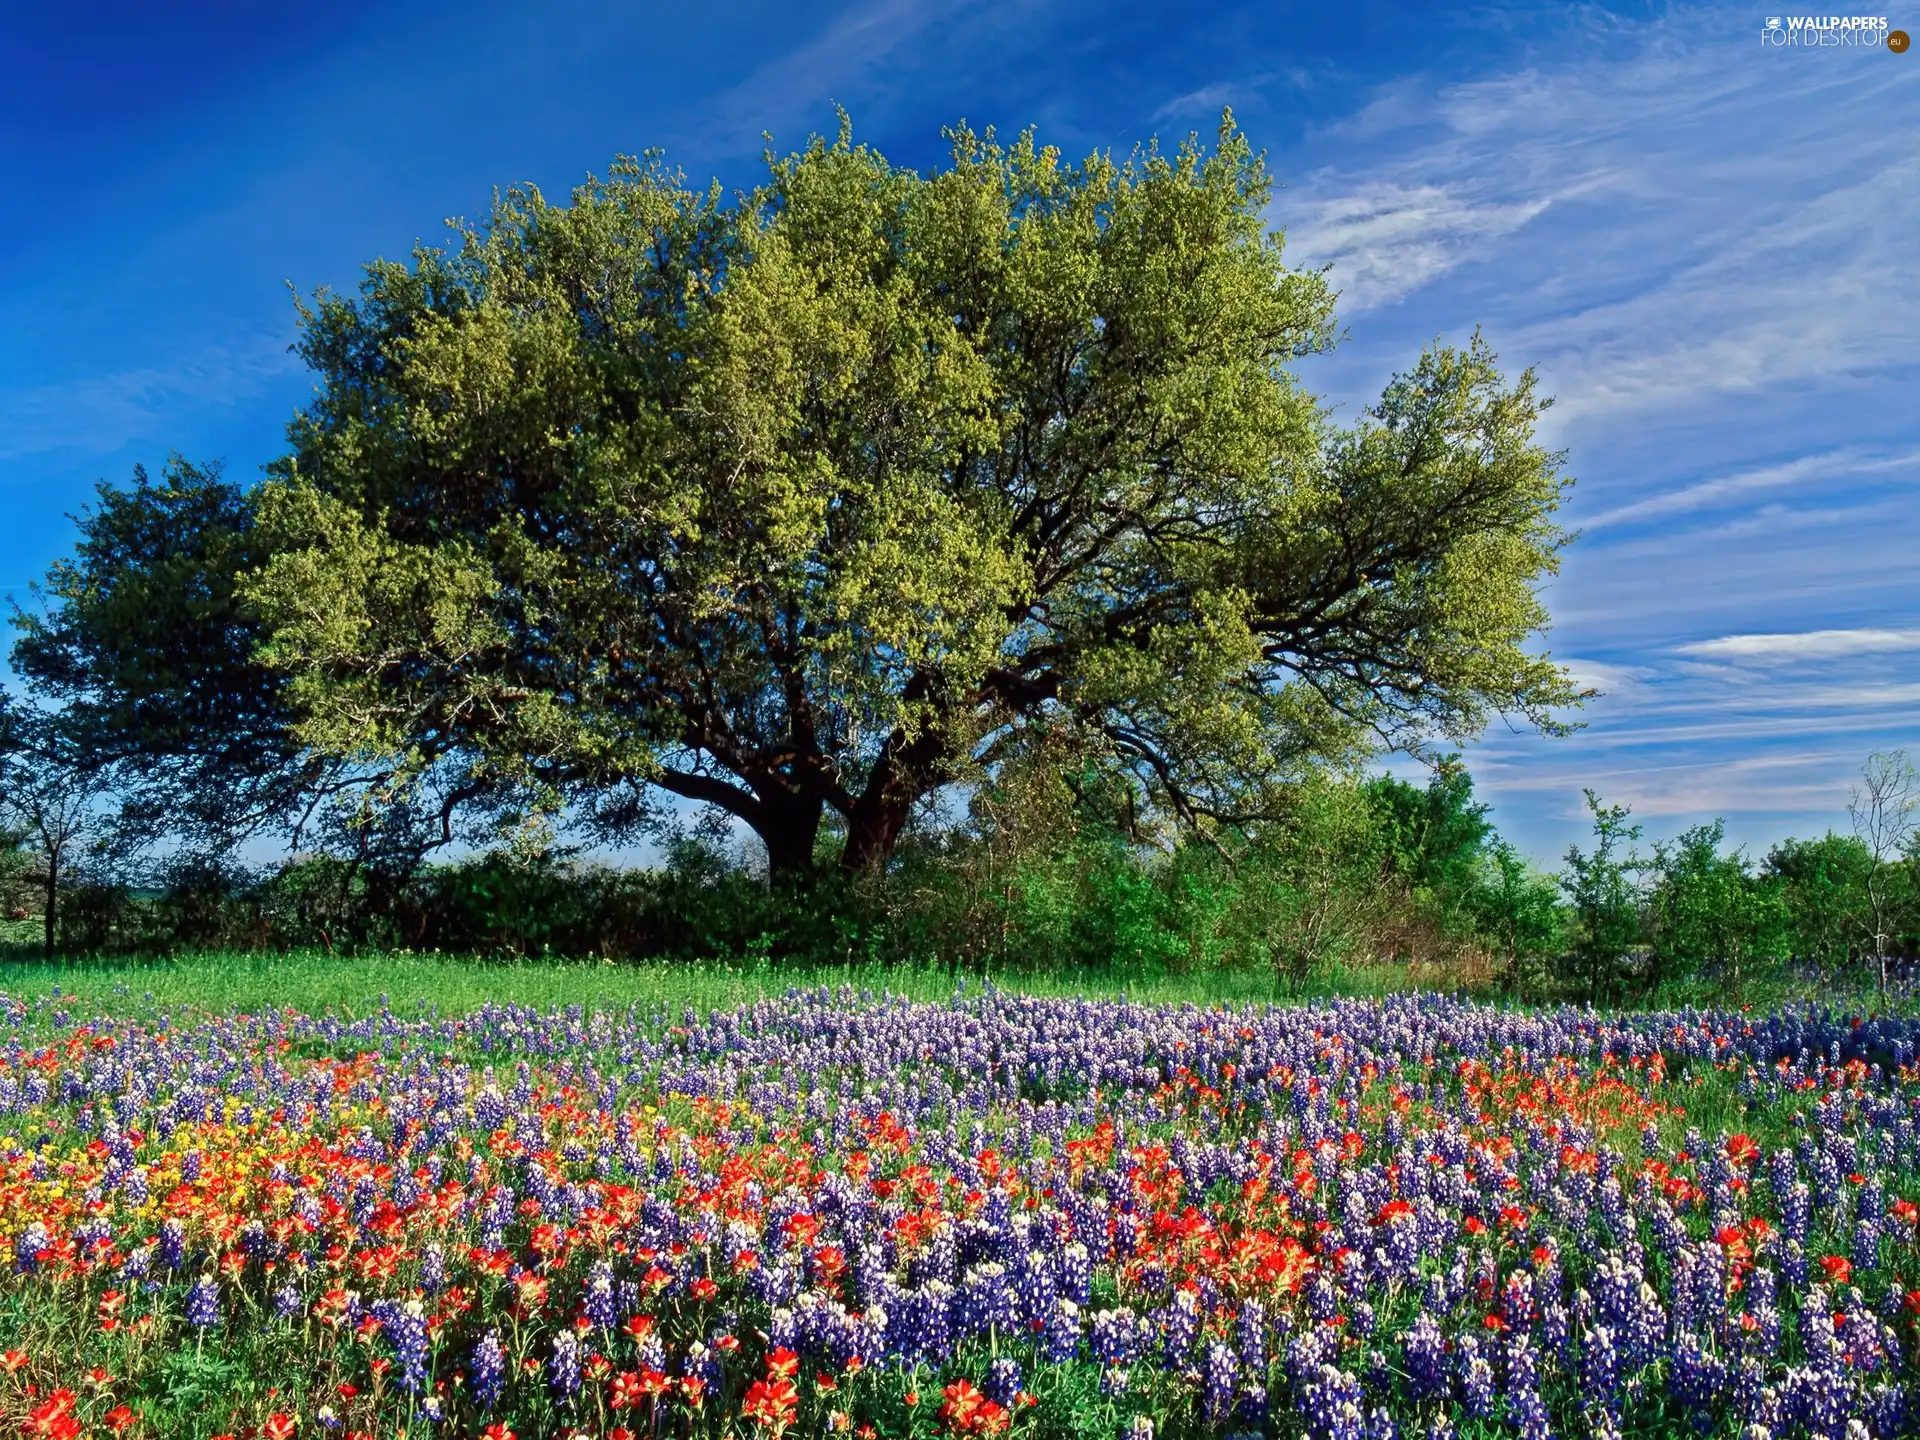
[
  {"x1": 1041, "y1": 1298, "x2": 1081, "y2": 1364},
  {"x1": 157, "y1": 1217, "x2": 186, "y2": 1271},
  {"x1": 469, "y1": 1329, "x2": 506, "y2": 1410},
  {"x1": 371, "y1": 1298, "x2": 431, "y2": 1394},
  {"x1": 186, "y1": 1276, "x2": 219, "y2": 1328},
  {"x1": 1581, "y1": 1322, "x2": 1619, "y2": 1414},
  {"x1": 1159, "y1": 1288, "x2": 1200, "y2": 1365},
  {"x1": 1455, "y1": 1334, "x2": 1496, "y2": 1419},
  {"x1": 1504, "y1": 1335, "x2": 1549, "y2": 1440},
  {"x1": 1237, "y1": 1298, "x2": 1267, "y2": 1381},
  {"x1": 1202, "y1": 1341, "x2": 1238, "y2": 1422},
  {"x1": 985, "y1": 1356, "x2": 1023, "y2": 1409},
  {"x1": 12, "y1": 1223, "x2": 48, "y2": 1274},
  {"x1": 1301, "y1": 1362, "x2": 1366, "y2": 1440},
  {"x1": 584, "y1": 1259, "x2": 618, "y2": 1330},
  {"x1": 1403, "y1": 1312, "x2": 1448, "y2": 1402}
]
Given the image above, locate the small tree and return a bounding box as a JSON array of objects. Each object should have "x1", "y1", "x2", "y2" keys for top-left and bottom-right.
[
  {"x1": 1849, "y1": 749, "x2": 1919, "y2": 997},
  {"x1": 1247, "y1": 773, "x2": 1388, "y2": 992},
  {"x1": 1647, "y1": 820, "x2": 1787, "y2": 999},
  {"x1": 0, "y1": 704, "x2": 107, "y2": 954},
  {"x1": 1366, "y1": 756, "x2": 1495, "y2": 931},
  {"x1": 1559, "y1": 790, "x2": 1644, "y2": 1004},
  {"x1": 1469, "y1": 838, "x2": 1566, "y2": 997},
  {"x1": 8, "y1": 458, "x2": 325, "y2": 859},
  {"x1": 1765, "y1": 833, "x2": 1871, "y2": 976}
]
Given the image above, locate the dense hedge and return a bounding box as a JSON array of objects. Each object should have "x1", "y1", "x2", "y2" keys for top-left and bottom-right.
[{"x1": 14, "y1": 763, "x2": 1916, "y2": 1006}]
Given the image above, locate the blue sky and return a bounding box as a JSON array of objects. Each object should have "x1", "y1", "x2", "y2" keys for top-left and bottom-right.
[{"x1": 2, "y1": 0, "x2": 1915, "y2": 865}]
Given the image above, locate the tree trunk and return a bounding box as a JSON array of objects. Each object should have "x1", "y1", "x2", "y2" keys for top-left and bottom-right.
[
  {"x1": 840, "y1": 796, "x2": 914, "y2": 877},
  {"x1": 755, "y1": 791, "x2": 825, "y2": 884},
  {"x1": 41, "y1": 852, "x2": 57, "y2": 957},
  {"x1": 838, "y1": 718, "x2": 947, "y2": 877}
]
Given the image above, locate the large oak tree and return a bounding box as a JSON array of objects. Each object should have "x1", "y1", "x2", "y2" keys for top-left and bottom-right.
[{"x1": 219, "y1": 117, "x2": 1577, "y2": 879}]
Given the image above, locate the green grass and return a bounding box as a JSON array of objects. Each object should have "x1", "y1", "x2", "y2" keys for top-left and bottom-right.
[
  {"x1": 0, "y1": 946, "x2": 1379, "y2": 1020},
  {"x1": 0, "y1": 940, "x2": 1901, "y2": 1023}
]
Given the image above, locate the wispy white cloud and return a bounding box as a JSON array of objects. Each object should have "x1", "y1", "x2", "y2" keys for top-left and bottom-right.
[
  {"x1": 1675, "y1": 502, "x2": 1885, "y2": 544},
  {"x1": 1646, "y1": 681, "x2": 1920, "y2": 714},
  {"x1": 1489, "y1": 756, "x2": 1862, "y2": 820},
  {"x1": 1546, "y1": 514, "x2": 1920, "y2": 630},
  {"x1": 1519, "y1": 151, "x2": 1920, "y2": 424},
  {"x1": 1677, "y1": 629, "x2": 1920, "y2": 663},
  {"x1": 696, "y1": 0, "x2": 1028, "y2": 153},
  {"x1": 1554, "y1": 656, "x2": 1652, "y2": 703},
  {"x1": 0, "y1": 337, "x2": 295, "y2": 461},
  {"x1": 1152, "y1": 82, "x2": 1240, "y2": 123},
  {"x1": 1283, "y1": 181, "x2": 1550, "y2": 311},
  {"x1": 1152, "y1": 69, "x2": 1315, "y2": 126},
  {"x1": 1281, "y1": 10, "x2": 1920, "y2": 421},
  {"x1": 1580, "y1": 448, "x2": 1920, "y2": 531},
  {"x1": 1546, "y1": 709, "x2": 1920, "y2": 750}
]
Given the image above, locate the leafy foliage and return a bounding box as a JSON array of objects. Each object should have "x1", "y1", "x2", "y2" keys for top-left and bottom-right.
[
  {"x1": 1647, "y1": 821, "x2": 1788, "y2": 996},
  {"x1": 5, "y1": 459, "x2": 534, "y2": 878},
  {"x1": 1467, "y1": 839, "x2": 1567, "y2": 996},
  {"x1": 8, "y1": 458, "x2": 312, "y2": 855},
  {"x1": 1366, "y1": 758, "x2": 1493, "y2": 925},
  {"x1": 1558, "y1": 789, "x2": 1645, "y2": 1004},
  {"x1": 1764, "y1": 832, "x2": 1874, "y2": 973}
]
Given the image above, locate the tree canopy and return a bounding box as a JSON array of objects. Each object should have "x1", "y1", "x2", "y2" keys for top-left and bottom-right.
[
  {"x1": 19, "y1": 116, "x2": 1585, "y2": 881},
  {"x1": 8, "y1": 458, "x2": 546, "y2": 872},
  {"x1": 10, "y1": 459, "x2": 311, "y2": 853}
]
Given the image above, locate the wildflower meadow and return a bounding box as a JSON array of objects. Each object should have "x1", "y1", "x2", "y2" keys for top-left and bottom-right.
[{"x1": 1, "y1": 983, "x2": 1918, "y2": 1440}]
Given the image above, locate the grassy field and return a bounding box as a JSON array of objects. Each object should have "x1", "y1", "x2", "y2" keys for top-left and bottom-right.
[
  {"x1": 0, "y1": 934, "x2": 1902, "y2": 1024},
  {"x1": 0, "y1": 948, "x2": 1782, "y2": 1166},
  {"x1": 0, "y1": 948, "x2": 1789, "y2": 1155},
  {"x1": 0, "y1": 942, "x2": 1823, "y2": 1156},
  {"x1": 0, "y1": 946, "x2": 1429, "y2": 1021}
]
